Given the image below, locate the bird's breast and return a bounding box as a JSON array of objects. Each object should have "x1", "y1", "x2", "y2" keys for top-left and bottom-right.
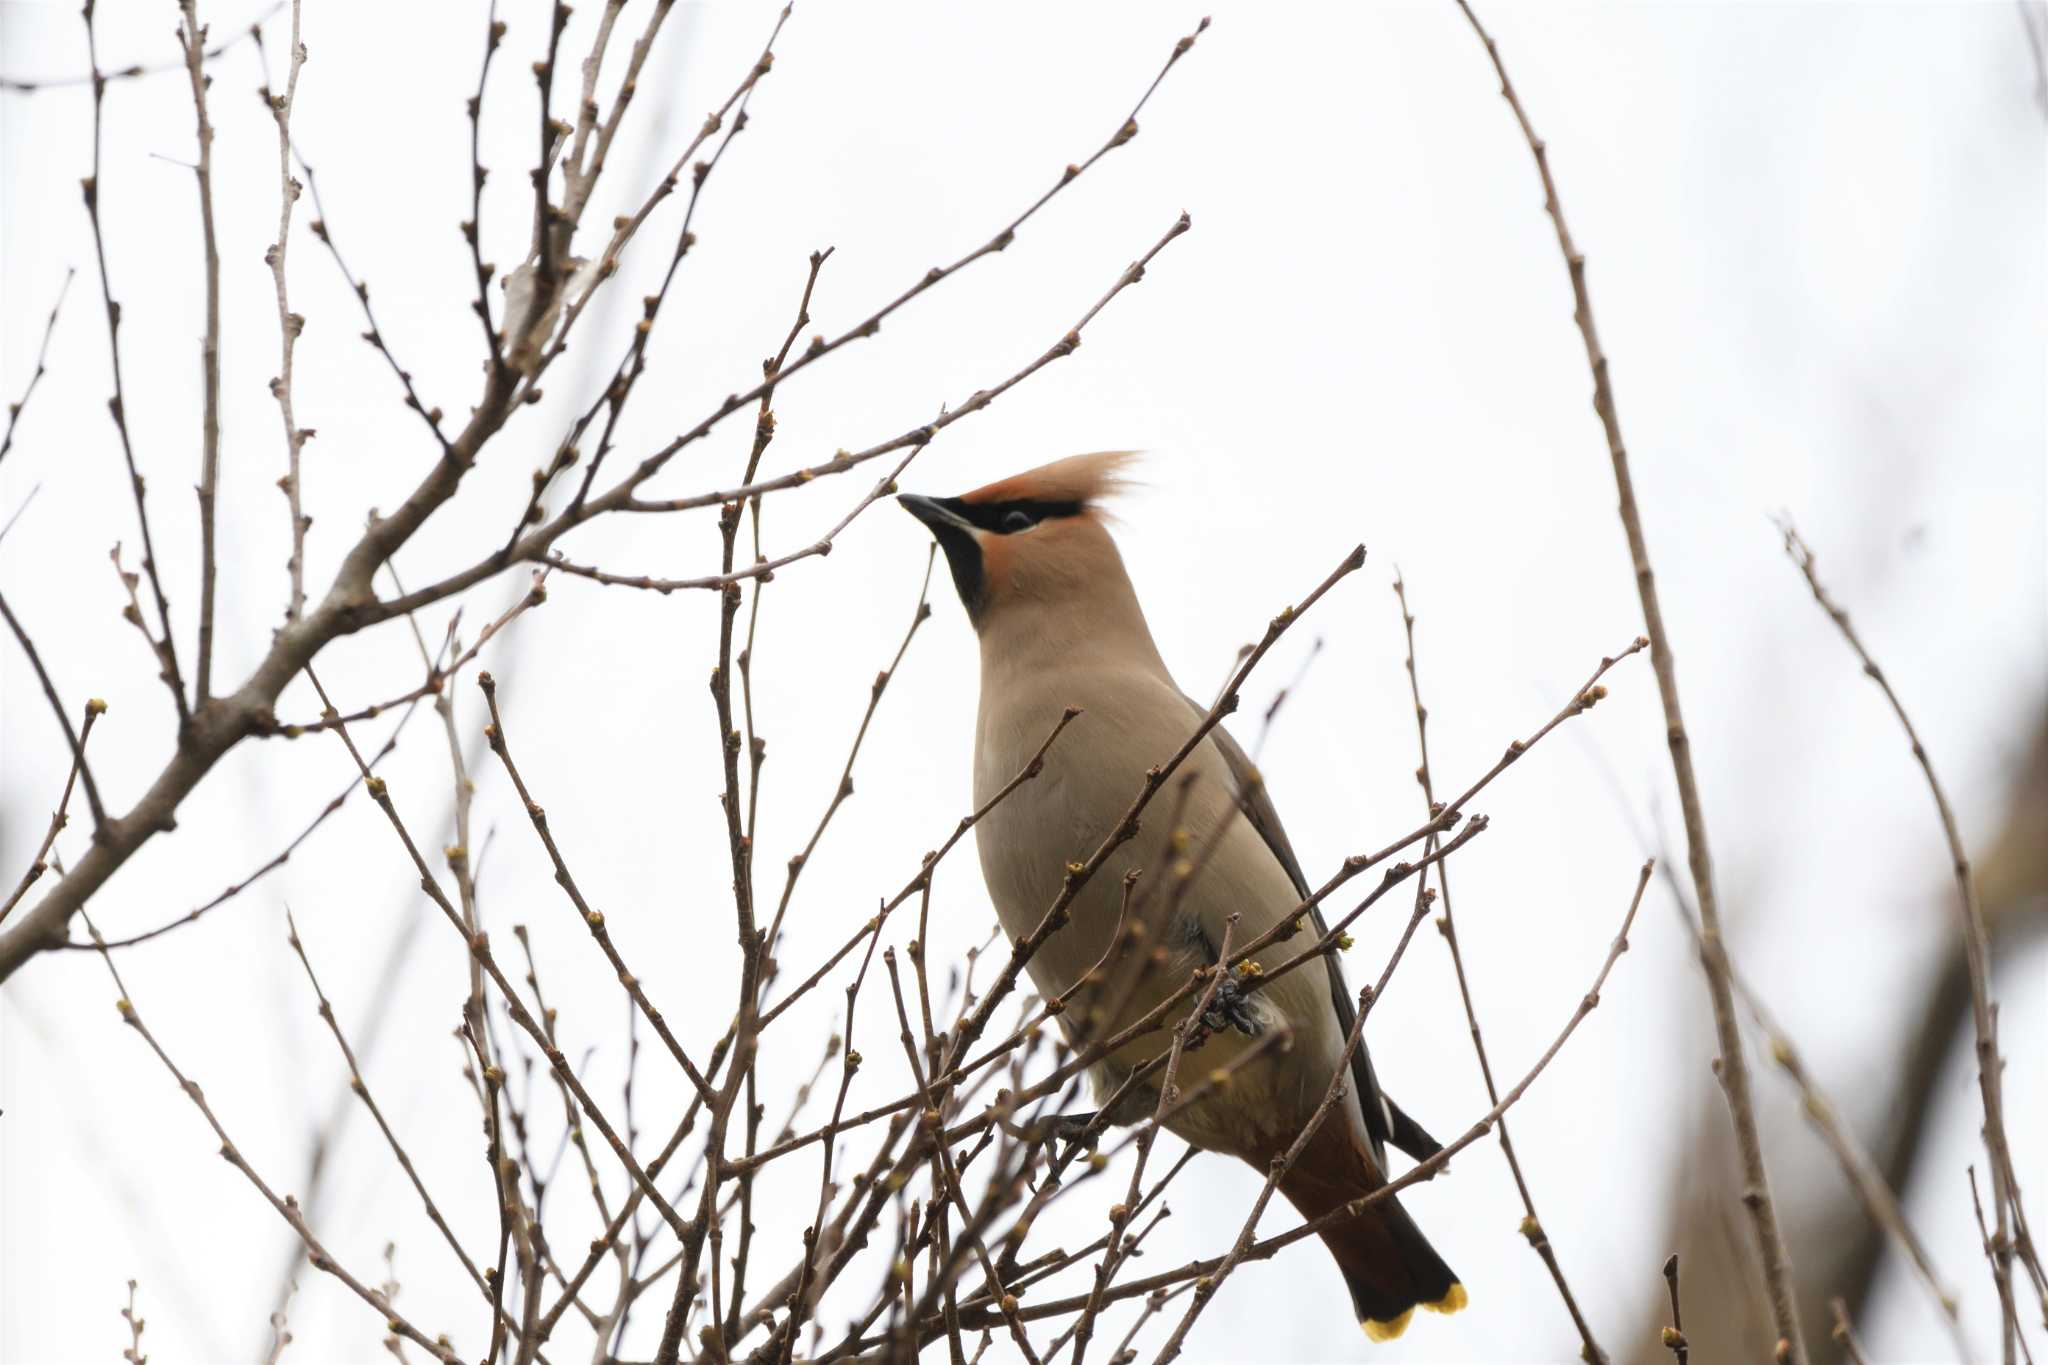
[{"x1": 970, "y1": 666, "x2": 1238, "y2": 997}]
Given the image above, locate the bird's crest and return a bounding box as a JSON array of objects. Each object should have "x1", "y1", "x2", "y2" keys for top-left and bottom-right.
[{"x1": 956, "y1": 451, "x2": 1139, "y2": 511}]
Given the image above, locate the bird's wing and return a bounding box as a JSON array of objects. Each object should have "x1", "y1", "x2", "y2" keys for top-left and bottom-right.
[{"x1": 1189, "y1": 698, "x2": 1399, "y2": 1172}]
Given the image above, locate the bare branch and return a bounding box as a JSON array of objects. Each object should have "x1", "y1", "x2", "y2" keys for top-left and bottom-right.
[
  {"x1": 0, "y1": 591, "x2": 109, "y2": 829},
  {"x1": 1972, "y1": 1167, "x2": 2034, "y2": 1365},
  {"x1": 78, "y1": 682, "x2": 433, "y2": 950},
  {"x1": 0, "y1": 15, "x2": 1202, "y2": 986},
  {"x1": 302, "y1": 666, "x2": 691, "y2": 1240},
  {"x1": 178, "y1": 0, "x2": 226, "y2": 703},
  {"x1": 298, "y1": 151, "x2": 450, "y2": 450},
  {"x1": 1448, "y1": 4, "x2": 1806, "y2": 1355},
  {"x1": 391, "y1": 208, "x2": 1193, "y2": 620},
  {"x1": 1781, "y1": 519, "x2": 2044, "y2": 1331},
  {"x1": 256, "y1": 0, "x2": 311, "y2": 622},
  {"x1": 121, "y1": 1279, "x2": 147, "y2": 1365},
  {"x1": 282, "y1": 908, "x2": 499, "y2": 1305},
  {"x1": 0, "y1": 699, "x2": 104, "y2": 926},
  {"x1": 1830, "y1": 1298, "x2": 1873, "y2": 1365},
  {"x1": 947, "y1": 861, "x2": 1656, "y2": 1336},
  {"x1": 0, "y1": 267, "x2": 76, "y2": 467},
  {"x1": 1147, "y1": 978, "x2": 1371, "y2": 1364},
  {"x1": 80, "y1": 910, "x2": 465, "y2": 1364},
  {"x1": 1653, "y1": 835, "x2": 1971, "y2": 1354},
  {"x1": 479, "y1": 672, "x2": 719, "y2": 1108},
  {"x1": 759, "y1": 544, "x2": 935, "y2": 975},
  {"x1": 0, "y1": 1, "x2": 282, "y2": 93},
  {"x1": 756, "y1": 706, "x2": 1082, "y2": 1032},
  {"x1": 466, "y1": 4, "x2": 507, "y2": 370},
  {"x1": 80, "y1": 0, "x2": 188, "y2": 726},
  {"x1": 1662, "y1": 1254, "x2": 1689, "y2": 1365},
  {"x1": 1392, "y1": 571, "x2": 1606, "y2": 1361},
  {"x1": 934, "y1": 542, "x2": 1365, "y2": 1091}
]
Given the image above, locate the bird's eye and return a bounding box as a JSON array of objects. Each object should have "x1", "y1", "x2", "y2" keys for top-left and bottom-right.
[{"x1": 1001, "y1": 509, "x2": 1037, "y2": 534}]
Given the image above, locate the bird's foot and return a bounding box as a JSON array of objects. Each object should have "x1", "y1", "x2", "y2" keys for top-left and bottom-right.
[
  {"x1": 999, "y1": 1108, "x2": 1101, "y2": 1150},
  {"x1": 1191, "y1": 972, "x2": 1262, "y2": 1049},
  {"x1": 1013, "y1": 1110, "x2": 1103, "y2": 1194},
  {"x1": 1050, "y1": 1110, "x2": 1102, "y2": 1146}
]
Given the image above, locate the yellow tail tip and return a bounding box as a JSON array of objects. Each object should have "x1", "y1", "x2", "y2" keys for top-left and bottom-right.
[
  {"x1": 1425, "y1": 1282, "x2": 1469, "y2": 1315},
  {"x1": 1362, "y1": 1308, "x2": 1415, "y2": 1342},
  {"x1": 1361, "y1": 1285, "x2": 1465, "y2": 1340}
]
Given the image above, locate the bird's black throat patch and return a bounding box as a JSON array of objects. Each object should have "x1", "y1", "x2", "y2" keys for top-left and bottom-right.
[{"x1": 898, "y1": 493, "x2": 1084, "y2": 623}]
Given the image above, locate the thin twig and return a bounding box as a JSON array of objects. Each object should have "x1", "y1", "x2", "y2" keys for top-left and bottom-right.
[
  {"x1": 0, "y1": 7, "x2": 1200, "y2": 1014},
  {"x1": 80, "y1": 0, "x2": 188, "y2": 725},
  {"x1": 1448, "y1": 5, "x2": 1807, "y2": 1357},
  {"x1": 0, "y1": 590, "x2": 109, "y2": 828},
  {"x1": 0, "y1": 1, "x2": 282, "y2": 92},
  {"x1": 177, "y1": 0, "x2": 225, "y2": 703},
  {"x1": 121, "y1": 1279, "x2": 147, "y2": 1365},
  {"x1": 755, "y1": 707, "x2": 1083, "y2": 1032},
  {"x1": 0, "y1": 700, "x2": 104, "y2": 926},
  {"x1": 80, "y1": 910, "x2": 465, "y2": 1364},
  {"x1": 933, "y1": 542, "x2": 1366, "y2": 1096},
  {"x1": 1250, "y1": 635, "x2": 1321, "y2": 762},
  {"x1": 271, "y1": 571, "x2": 547, "y2": 735},
  {"x1": 760, "y1": 544, "x2": 934, "y2": 977},
  {"x1": 465, "y1": 3, "x2": 506, "y2": 370},
  {"x1": 1246, "y1": 635, "x2": 1644, "y2": 998},
  {"x1": 1147, "y1": 978, "x2": 1374, "y2": 1365},
  {"x1": 1661, "y1": 1254, "x2": 1688, "y2": 1365},
  {"x1": 1830, "y1": 1297, "x2": 1872, "y2": 1365},
  {"x1": 0, "y1": 486, "x2": 39, "y2": 547},
  {"x1": 1653, "y1": 839, "x2": 1971, "y2": 1355},
  {"x1": 79, "y1": 692, "x2": 433, "y2": 950},
  {"x1": 436, "y1": 207, "x2": 1192, "y2": 619},
  {"x1": 1780, "y1": 520, "x2": 2043, "y2": 1326},
  {"x1": 735, "y1": 249, "x2": 836, "y2": 891},
  {"x1": 0, "y1": 267, "x2": 76, "y2": 467},
  {"x1": 882, "y1": 953, "x2": 1043, "y2": 1365},
  {"x1": 1392, "y1": 571, "x2": 1605, "y2": 1362},
  {"x1": 1065, "y1": 913, "x2": 1241, "y2": 1365},
  {"x1": 282, "y1": 908, "x2": 500, "y2": 1304},
  {"x1": 298, "y1": 151, "x2": 450, "y2": 451},
  {"x1": 939, "y1": 862, "x2": 1657, "y2": 1337},
  {"x1": 1973, "y1": 1167, "x2": 2033, "y2": 1365},
  {"x1": 302, "y1": 667, "x2": 691, "y2": 1240},
  {"x1": 479, "y1": 673, "x2": 718, "y2": 1106},
  {"x1": 746, "y1": 635, "x2": 1639, "y2": 1180},
  {"x1": 256, "y1": 0, "x2": 311, "y2": 622},
  {"x1": 547, "y1": 9, "x2": 791, "y2": 516}
]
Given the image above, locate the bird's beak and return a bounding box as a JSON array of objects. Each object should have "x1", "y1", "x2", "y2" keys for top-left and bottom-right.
[
  {"x1": 896, "y1": 493, "x2": 974, "y2": 534},
  {"x1": 896, "y1": 493, "x2": 988, "y2": 624}
]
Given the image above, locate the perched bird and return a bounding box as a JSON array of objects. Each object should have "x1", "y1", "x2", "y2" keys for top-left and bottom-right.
[{"x1": 897, "y1": 452, "x2": 1465, "y2": 1339}]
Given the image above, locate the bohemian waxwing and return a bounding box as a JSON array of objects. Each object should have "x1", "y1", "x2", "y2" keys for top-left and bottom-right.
[{"x1": 897, "y1": 452, "x2": 1466, "y2": 1339}]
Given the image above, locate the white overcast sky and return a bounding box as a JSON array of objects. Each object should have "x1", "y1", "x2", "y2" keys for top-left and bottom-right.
[{"x1": 2, "y1": 2, "x2": 2044, "y2": 1362}]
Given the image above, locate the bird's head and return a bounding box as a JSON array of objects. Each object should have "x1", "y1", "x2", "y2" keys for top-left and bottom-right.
[{"x1": 896, "y1": 451, "x2": 1140, "y2": 631}]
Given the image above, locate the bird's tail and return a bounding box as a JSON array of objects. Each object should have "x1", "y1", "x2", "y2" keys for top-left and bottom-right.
[{"x1": 1275, "y1": 1122, "x2": 1465, "y2": 1341}]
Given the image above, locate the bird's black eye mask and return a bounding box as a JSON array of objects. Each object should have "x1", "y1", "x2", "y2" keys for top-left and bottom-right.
[
  {"x1": 896, "y1": 493, "x2": 1086, "y2": 624},
  {"x1": 938, "y1": 497, "x2": 1084, "y2": 535}
]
